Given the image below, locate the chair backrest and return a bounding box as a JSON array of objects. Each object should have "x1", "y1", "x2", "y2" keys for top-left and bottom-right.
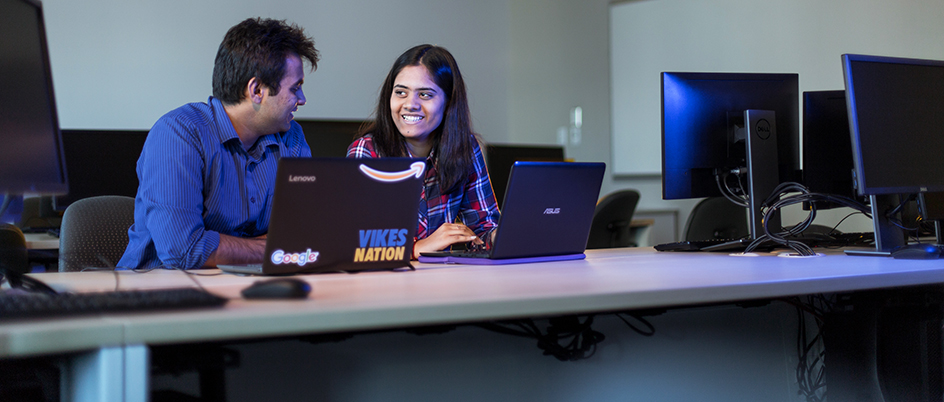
[
  {"x1": 0, "y1": 223, "x2": 28, "y2": 274},
  {"x1": 586, "y1": 189, "x2": 641, "y2": 249},
  {"x1": 58, "y1": 195, "x2": 135, "y2": 272},
  {"x1": 683, "y1": 197, "x2": 749, "y2": 241}
]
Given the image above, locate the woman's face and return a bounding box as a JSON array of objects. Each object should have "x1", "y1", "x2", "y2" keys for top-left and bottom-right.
[{"x1": 390, "y1": 65, "x2": 446, "y2": 146}]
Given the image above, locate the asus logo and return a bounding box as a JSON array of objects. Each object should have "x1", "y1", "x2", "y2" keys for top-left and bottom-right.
[
  {"x1": 288, "y1": 175, "x2": 316, "y2": 182},
  {"x1": 543, "y1": 208, "x2": 560, "y2": 215}
]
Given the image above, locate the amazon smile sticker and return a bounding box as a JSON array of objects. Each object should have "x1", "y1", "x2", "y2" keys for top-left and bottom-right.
[{"x1": 359, "y1": 162, "x2": 425, "y2": 182}]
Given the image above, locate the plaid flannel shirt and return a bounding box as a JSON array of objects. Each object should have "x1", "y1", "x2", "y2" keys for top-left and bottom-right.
[{"x1": 346, "y1": 134, "x2": 500, "y2": 246}]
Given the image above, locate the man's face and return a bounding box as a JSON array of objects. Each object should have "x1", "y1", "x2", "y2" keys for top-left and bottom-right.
[{"x1": 261, "y1": 53, "x2": 306, "y2": 134}]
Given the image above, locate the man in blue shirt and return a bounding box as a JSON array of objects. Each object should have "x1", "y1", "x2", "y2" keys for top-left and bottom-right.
[{"x1": 118, "y1": 18, "x2": 320, "y2": 270}]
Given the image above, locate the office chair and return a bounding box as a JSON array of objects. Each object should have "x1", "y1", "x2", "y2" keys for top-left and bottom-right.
[
  {"x1": 0, "y1": 223, "x2": 28, "y2": 274},
  {"x1": 683, "y1": 197, "x2": 750, "y2": 241},
  {"x1": 586, "y1": 189, "x2": 641, "y2": 249},
  {"x1": 58, "y1": 195, "x2": 238, "y2": 400},
  {"x1": 58, "y1": 195, "x2": 135, "y2": 272}
]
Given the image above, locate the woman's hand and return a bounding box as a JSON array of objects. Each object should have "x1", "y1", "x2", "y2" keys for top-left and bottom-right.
[{"x1": 413, "y1": 223, "x2": 483, "y2": 258}]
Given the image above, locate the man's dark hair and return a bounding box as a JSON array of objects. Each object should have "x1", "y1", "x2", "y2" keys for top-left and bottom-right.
[{"x1": 212, "y1": 18, "x2": 320, "y2": 105}]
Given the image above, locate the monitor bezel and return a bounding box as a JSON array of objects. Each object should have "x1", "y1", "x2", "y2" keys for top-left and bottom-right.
[
  {"x1": 0, "y1": 0, "x2": 68, "y2": 195},
  {"x1": 843, "y1": 53, "x2": 944, "y2": 196}
]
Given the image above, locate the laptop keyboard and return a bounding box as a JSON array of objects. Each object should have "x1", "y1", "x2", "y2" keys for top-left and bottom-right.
[
  {"x1": 0, "y1": 287, "x2": 228, "y2": 321},
  {"x1": 419, "y1": 250, "x2": 490, "y2": 258}
]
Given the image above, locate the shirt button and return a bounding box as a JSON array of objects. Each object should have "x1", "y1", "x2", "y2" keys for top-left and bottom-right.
[{"x1": 250, "y1": 197, "x2": 256, "y2": 203}]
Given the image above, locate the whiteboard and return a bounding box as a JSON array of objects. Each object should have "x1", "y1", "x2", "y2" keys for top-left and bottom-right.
[{"x1": 610, "y1": 0, "x2": 944, "y2": 175}]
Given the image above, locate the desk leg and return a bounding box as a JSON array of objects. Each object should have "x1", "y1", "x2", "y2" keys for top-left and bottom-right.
[{"x1": 62, "y1": 344, "x2": 149, "y2": 402}]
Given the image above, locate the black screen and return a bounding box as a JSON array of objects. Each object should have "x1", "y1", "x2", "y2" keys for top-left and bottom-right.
[
  {"x1": 53, "y1": 130, "x2": 148, "y2": 211},
  {"x1": 294, "y1": 119, "x2": 368, "y2": 158},
  {"x1": 661, "y1": 72, "x2": 799, "y2": 200},
  {"x1": 802, "y1": 90, "x2": 856, "y2": 202},
  {"x1": 485, "y1": 144, "x2": 565, "y2": 208},
  {"x1": 0, "y1": 0, "x2": 67, "y2": 195},
  {"x1": 844, "y1": 54, "x2": 944, "y2": 195}
]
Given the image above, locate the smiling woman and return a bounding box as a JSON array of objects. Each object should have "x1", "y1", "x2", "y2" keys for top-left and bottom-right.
[{"x1": 347, "y1": 44, "x2": 501, "y2": 259}]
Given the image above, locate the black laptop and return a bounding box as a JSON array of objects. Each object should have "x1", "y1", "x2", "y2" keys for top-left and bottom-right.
[
  {"x1": 219, "y1": 157, "x2": 424, "y2": 275},
  {"x1": 419, "y1": 161, "x2": 605, "y2": 264}
]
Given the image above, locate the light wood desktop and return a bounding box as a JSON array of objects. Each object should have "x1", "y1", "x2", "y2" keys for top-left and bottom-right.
[{"x1": 2, "y1": 247, "x2": 943, "y2": 401}]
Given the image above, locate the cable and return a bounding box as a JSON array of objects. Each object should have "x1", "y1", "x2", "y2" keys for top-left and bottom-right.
[
  {"x1": 615, "y1": 313, "x2": 655, "y2": 336},
  {"x1": 715, "y1": 170, "x2": 749, "y2": 207},
  {"x1": 781, "y1": 295, "x2": 832, "y2": 402},
  {"x1": 0, "y1": 268, "x2": 58, "y2": 295},
  {"x1": 744, "y1": 184, "x2": 872, "y2": 256},
  {"x1": 476, "y1": 315, "x2": 606, "y2": 361}
]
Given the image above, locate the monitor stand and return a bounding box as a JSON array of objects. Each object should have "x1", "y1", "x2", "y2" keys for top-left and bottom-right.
[
  {"x1": 845, "y1": 194, "x2": 906, "y2": 257},
  {"x1": 743, "y1": 109, "x2": 782, "y2": 239}
]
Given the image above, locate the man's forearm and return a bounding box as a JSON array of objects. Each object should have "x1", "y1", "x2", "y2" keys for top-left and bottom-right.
[{"x1": 204, "y1": 233, "x2": 266, "y2": 267}]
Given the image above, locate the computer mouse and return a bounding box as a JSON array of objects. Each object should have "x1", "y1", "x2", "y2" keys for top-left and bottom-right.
[
  {"x1": 891, "y1": 244, "x2": 942, "y2": 260},
  {"x1": 240, "y1": 278, "x2": 311, "y2": 299}
]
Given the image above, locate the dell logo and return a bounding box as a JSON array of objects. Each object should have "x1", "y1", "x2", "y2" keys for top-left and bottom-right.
[
  {"x1": 543, "y1": 208, "x2": 560, "y2": 215},
  {"x1": 754, "y1": 119, "x2": 772, "y2": 140},
  {"x1": 288, "y1": 175, "x2": 316, "y2": 183}
]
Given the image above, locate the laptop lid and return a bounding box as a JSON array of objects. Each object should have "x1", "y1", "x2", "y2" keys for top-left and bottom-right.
[
  {"x1": 254, "y1": 157, "x2": 424, "y2": 275},
  {"x1": 487, "y1": 161, "x2": 605, "y2": 259}
]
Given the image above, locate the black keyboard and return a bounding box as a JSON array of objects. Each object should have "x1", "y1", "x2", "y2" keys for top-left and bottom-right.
[
  {"x1": 0, "y1": 287, "x2": 228, "y2": 321},
  {"x1": 655, "y1": 238, "x2": 751, "y2": 252}
]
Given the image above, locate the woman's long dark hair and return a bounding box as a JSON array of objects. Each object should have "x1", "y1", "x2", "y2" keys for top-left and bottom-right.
[{"x1": 358, "y1": 44, "x2": 478, "y2": 193}]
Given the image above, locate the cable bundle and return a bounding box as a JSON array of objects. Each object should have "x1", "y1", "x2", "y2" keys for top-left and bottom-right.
[
  {"x1": 782, "y1": 295, "x2": 834, "y2": 402},
  {"x1": 478, "y1": 316, "x2": 605, "y2": 361},
  {"x1": 720, "y1": 178, "x2": 872, "y2": 256}
]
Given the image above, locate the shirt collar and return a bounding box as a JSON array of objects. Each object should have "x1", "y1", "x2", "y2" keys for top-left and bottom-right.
[{"x1": 208, "y1": 96, "x2": 280, "y2": 151}]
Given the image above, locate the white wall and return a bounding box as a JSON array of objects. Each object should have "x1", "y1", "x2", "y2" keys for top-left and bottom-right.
[{"x1": 41, "y1": 0, "x2": 511, "y2": 144}]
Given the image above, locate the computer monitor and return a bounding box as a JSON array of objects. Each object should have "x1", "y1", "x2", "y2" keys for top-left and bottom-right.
[
  {"x1": 0, "y1": 0, "x2": 68, "y2": 199},
  {"x1": 661, "y1": 72, "x2": 800, "y2": 239},
  {"x1": 843, "y1": 54, "x2": 944, "y2": 253},
  {"x1": 801, "y1": 90, "x2": 857, "y2": 209},
  {"x1": 294, "y1": 119, "x2": 368, "y2": 158},
  {"x1": 53, "y1": 130, "x2": 148, "y2": 211},
  {"x1": 485, "y1": 144, "x2": 565, "y2": 208}
]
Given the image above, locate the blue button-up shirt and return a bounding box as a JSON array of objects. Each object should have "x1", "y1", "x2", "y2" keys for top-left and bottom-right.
[{"x1": 118, "y1": 97, "x2": 311, "y2": 269}]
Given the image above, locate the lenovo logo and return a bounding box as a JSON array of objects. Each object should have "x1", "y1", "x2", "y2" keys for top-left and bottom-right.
[
  {"x1": 288, "y1": 175, "x2": 316, "y2": 183},
  {"x1": 543, "y1": 208, "x2": 560, "y2": 215}
]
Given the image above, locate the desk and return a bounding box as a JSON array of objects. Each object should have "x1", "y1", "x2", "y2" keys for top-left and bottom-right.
[
  {"x1": 628, "y1": 218, "x2": 654, "y2": 247},
  {"x1": 24, "y1": 232, "x2": 59, "y2": 250},
  {"x1": 2, "y1": 247, "x2": 943, "y2": 401}
]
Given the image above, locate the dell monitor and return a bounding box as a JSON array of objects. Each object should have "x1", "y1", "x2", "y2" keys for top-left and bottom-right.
[
  {"x1": 801, "y1": 90, "x2": 857, "y2": 208},
  {"x1": 843, "y1": 54, "x2": 944, "y2": 254},
  {"x1": 0, "y1": 0, "x2": 68, "y2": 200},
  {"x1": 661, "y1": 72, "x2": 800, "y2": 239}
]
